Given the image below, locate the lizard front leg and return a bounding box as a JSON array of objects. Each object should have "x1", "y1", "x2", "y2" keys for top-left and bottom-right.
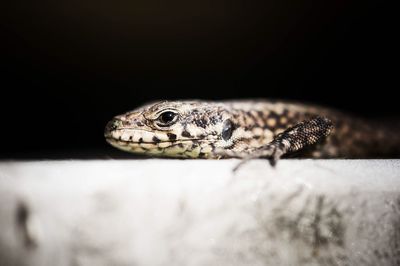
[{"x1": 221, "y1": 116, "x2": 334, "y2": 170}]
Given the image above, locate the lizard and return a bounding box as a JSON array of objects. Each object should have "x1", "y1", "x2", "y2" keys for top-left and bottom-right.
[{"x1": 104, "y1": 100, "x2": 400, "y2": 166}]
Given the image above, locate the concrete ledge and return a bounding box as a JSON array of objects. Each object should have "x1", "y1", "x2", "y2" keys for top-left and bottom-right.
[{"x1": 0, "y1": 159, "x2": 399, "y2": 266}]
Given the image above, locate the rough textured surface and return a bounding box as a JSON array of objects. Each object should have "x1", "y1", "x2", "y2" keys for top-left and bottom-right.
[
  {"x1": 105, "y1": 100, "x2": 400, "y2": 160},
  {"x1": 0, "y1": 159, "x2": 399, "y2": 266}
]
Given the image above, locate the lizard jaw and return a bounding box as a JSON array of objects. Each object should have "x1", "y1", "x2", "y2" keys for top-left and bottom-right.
[{"x1": 105, "y1": 137, "x2": 216, "y2": 158}]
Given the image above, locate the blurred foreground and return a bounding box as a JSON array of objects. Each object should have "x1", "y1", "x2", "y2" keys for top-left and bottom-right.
[{"x1": 0, "y1": 159, "x2": 399, "y2": 266}]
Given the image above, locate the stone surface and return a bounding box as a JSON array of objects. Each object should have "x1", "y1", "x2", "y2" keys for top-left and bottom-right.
[{"x1": 0, "y1": 159, "x2": 399, "y2": 266}]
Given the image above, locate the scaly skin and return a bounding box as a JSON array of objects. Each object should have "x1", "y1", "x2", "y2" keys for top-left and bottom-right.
[{"x1": 104, "y1": 100, "x2": 400, "y2": 162}]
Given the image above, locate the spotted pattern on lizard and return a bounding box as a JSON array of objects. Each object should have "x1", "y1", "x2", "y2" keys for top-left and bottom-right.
[{"x1": 104, "y1": 100, "x2": 400, "y2": 163}]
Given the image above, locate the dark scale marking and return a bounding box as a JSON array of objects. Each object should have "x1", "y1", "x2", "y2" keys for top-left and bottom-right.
[
  {"x1": 268, "y1": 111, "x2": 280, "y2": 120},
  {"x1": 194, "y1": 117, "x2": 208, "y2": 128},
  {"x1": 136, "y1": 121, "x2": 144, "y2": 127},
  {"x1": 210, "y1": 114, "x2": 223, "y2": 125},
  {"x1": 247, "y1": 111, "x2": 256, "y2": 120},
  {"x1": 242, "y1": 115, "x2": 248, "y2": 125},
  {"x1": 167, "y1": 133, "x2": 177, "y2": 141},
  {"x1": 257, "y1": 111, "x2": 266, "y2": 121},
  {"x1": 247, "y1": 111, "x2": 258, "y2": 125},
  {"x1": 201, "y1": 117, "x2": 208, "y2": 126},
  {"x1": 232, "y1": 113, "x2": 240, "y2": 120},
  {"x1": 209, "y1": 116, "x2": 218, "y2": 125},
  {"x1": 210, "y1": 130, "x2": 218, "y2": 136},
  {"x1": 263, "y1": 124, "x2": 274, "y2": 130},
  {"x1": 182, "y1": 130, "x2": 192, "y2": 138},
  {"x1": 192, "y1": 143, "x2": 199, "y2": 148},
  {"x1": 152, "y1": 136, "x2": 161, "y2": 143},
  {"x1": 198, "y1": 133, "x2": 207, "y2": 139},
  {"x1": 138, "y1": 137, "x2": 143, "y2": 143}
]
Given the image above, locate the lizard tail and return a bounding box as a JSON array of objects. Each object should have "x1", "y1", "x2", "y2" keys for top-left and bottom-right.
[
  {"x1": 336, "y1": 117, "x2": 400, "y2": 158},
  {"x1": 375, "y1": 119, "x2": 400, "y2": 157}
]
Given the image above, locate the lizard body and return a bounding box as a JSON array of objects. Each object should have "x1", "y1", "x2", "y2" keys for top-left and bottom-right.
[{"x1": 104, "y1": 100, "x2": 400, "y2": 162}]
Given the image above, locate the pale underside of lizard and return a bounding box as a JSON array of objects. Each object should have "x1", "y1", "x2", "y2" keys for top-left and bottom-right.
[{"x1": 104, "y1": 100, "x2": 400, "y2": 164}]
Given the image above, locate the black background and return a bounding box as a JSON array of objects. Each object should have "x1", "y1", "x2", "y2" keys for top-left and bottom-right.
[{"x1": 0, "y1": 0, "x2": 397, "y2": 158}]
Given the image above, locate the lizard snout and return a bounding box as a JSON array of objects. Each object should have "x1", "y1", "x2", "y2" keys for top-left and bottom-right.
[{"x1": 104, "y1": 118, "x2": 123, "y2": 137}]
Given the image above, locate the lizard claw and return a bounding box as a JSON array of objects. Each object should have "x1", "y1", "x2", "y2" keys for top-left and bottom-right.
[
  {"x1": 233, "y1": 153, "x2": 280, "y2": 173},
  {"x1": 232, "y1": 158, "x2": 249, "y2": 173},
  {"x1": 268, "y1": 146, "x2": 283, "y2": 166}
]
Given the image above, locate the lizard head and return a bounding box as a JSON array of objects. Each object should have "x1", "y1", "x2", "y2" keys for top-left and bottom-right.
[{"x1": 104, "y1": 100, "x2": 236, "y2": 158}]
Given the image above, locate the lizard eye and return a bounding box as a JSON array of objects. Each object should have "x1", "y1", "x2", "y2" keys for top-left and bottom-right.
[{"x1": 156, "y1": 111, "x2": 178, "y2": 127}]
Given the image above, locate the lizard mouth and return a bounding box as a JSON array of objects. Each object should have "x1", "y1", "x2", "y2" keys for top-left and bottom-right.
[
  {"x1": 105, "y1": 136, "x2": 216, "y2": 158},
  {"x1": 105, "y1": 137, "x2": 205, "y2": 145},
  {"x1": 104, "y1": 127, "x2": 217, "y2": 158},
  {"x1": 105, "y1": 127, "x2": 214, "y2": 145}
]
